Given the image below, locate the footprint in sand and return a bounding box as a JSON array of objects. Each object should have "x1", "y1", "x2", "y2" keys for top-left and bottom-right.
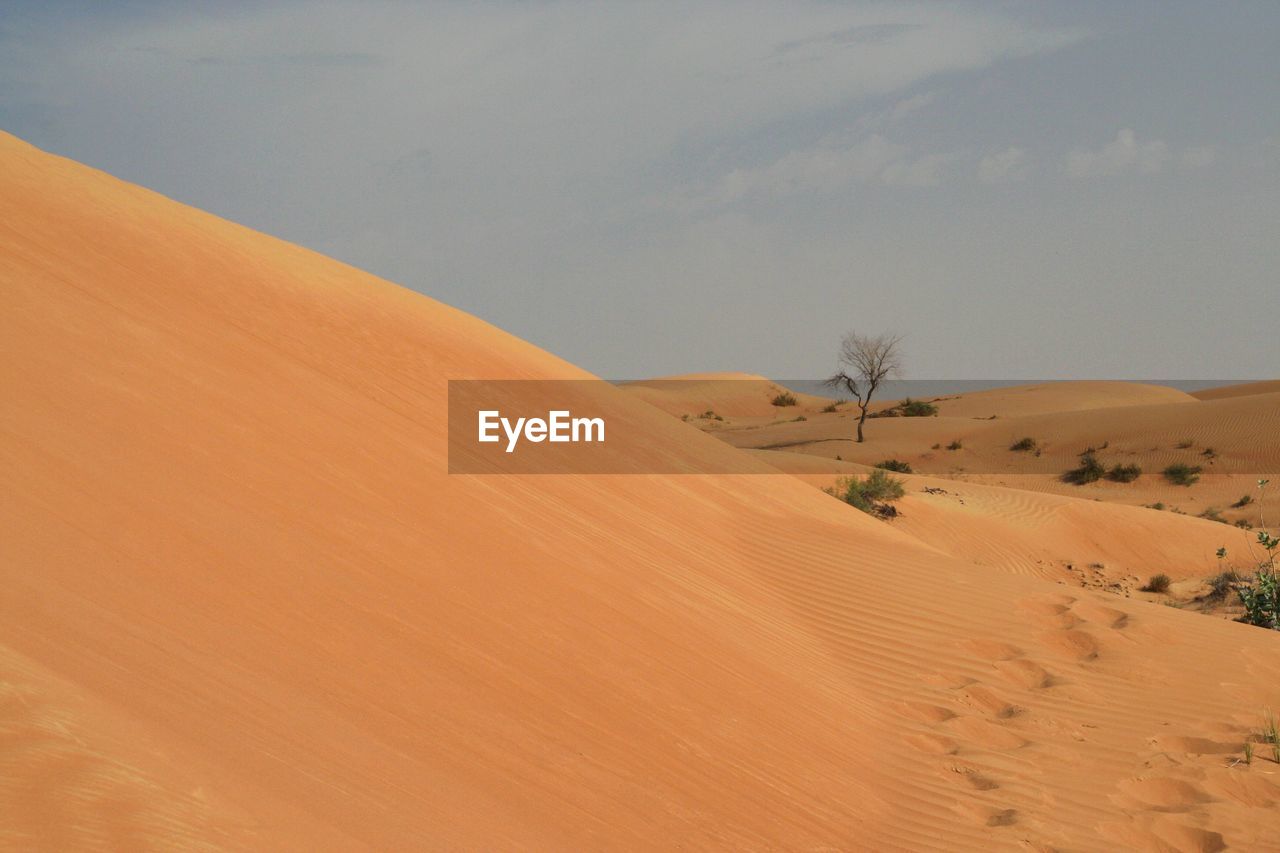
[{"x1": 1115, "y1": 776, "x2": 1213, "y2": 813}]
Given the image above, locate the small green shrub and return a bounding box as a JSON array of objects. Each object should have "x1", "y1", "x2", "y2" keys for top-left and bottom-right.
[
  {"x1": 1146, "y1": 502, "x2": 1166, "y2": 511},
  {"x1": 1163, "y1": 463, "x2": 1202, "y2": 486},
  {"x1": 945, "y1": 439, "x2": 963, "y2": 451},
  {"x1": 1009, "y1": 437, "x2": 1038, "y2": 452},
  {"x1": 1232, "y1": 494, "x2": 1254, "y2": 509},
  {"x1": 1063, "y1": 452, "x2": 1105, "y2": 485},
  {"x1": 771, "y1": 391, "x2": 798, "y2": 407},
  {"x1": 825, "y1": 469, "x2": 906, "y2": 516},
  {"x1": 875, "y1": 459, "x2": 913, "y2": 473},
  {"x1": 900, "y1": 397, "x2": 938, "y2": 417},
  {"x1": 1141, "y1": 573, "x2": 1172, "y2": 593},
  {"x1": 1238, "y1": 568, "x2": 1279, "y2": 629},
  {"x1": 1106, "y1": 463, "x2": 1142, "y2": 483}
]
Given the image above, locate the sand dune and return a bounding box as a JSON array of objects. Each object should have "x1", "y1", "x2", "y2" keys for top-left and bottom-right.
[
  {"x1": 1193, "y1": 380, "x2": 1280, "y2": 401},
  {"x1": 755, "y1": 451, "x2": 1256, "y2": 595},
  {"x1": 621, "y1": 373, "x2": 830, "y2": 417},
  {"x1": 4, "y1": 132, "x2": 1280, "y2": 850},
  {"x1": 926, "y1": 380, "x2": 1200, "y2": 419}
]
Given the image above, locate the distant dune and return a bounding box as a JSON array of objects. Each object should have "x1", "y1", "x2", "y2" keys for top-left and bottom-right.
[
  {"x1": 621, "y1": 372, "x2": 831, "y2": 417},
  {"x1": 4, "y1": 131, "x2": 1280, "y2": 850},
  {"x1": 1192, "y1": 379, "x2": 1280, "y2": 400},
  {"x1": 926, "y1": 380, "x2": 1199, "y2": 418}
]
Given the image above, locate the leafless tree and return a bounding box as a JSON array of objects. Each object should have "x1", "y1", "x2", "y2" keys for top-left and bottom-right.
[{"x1": 825, "y1": 332, "x2": 903, "y2": 443}]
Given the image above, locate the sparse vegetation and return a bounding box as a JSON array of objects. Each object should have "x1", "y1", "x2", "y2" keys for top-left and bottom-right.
[
  {"x1": 1009, "y1": 436, "x2": 1038, "y2": 452},
  {"x1": 1224, "y1": 480, "x2": 1280, "y2": 630},
  {"x1": 771, "y1": 391, "x2": 797, "y2": 407},
  {"x1": 1062, "y1": 452, "x2": 1105, "y2": 485},
  {"x1": 945, "y1": 439, "x2": 963, "y2": 451},
  {"x1": 1106, "y1": 463, "x2": 1142, "y2": 483},
  {"x1": 1202, "y1": 447, "x2": 1218, "y2": 461},
  {"x1": 824, "y1": 469, "x2": 906, "y2": 518},
  {"x1": 1176, "y1": 438, "x2": 1195, "y2": 449},
  {"x1": 1146, "y1": 502, "x2": 1166, "y2": 511},
  {"x1": 900, "y1": 397, "x2": 938, "y2": 417},
  {"x1": 1199, "y1": 506, "x2": 1227, "y2": 524},
  {"x1": 791, "y1": 415, "x2": 807, "y2": 422},
  {"x1": 1141, "y1": 573, "x2": 1172, "y2": 593},
  {"x1": 821, "y1": 402, "x2": 841, "y2": 413},
  {"x1": 875, "y1": 459, "x2": 913, "y2": 473},
  {"x1": 1232, "y1": 494, "x2": 1254, "y2": 509},
  {"x1": 698, "y1": 410, "x2": 724, "y2": 422},
  {"x1": 1207, "y1": 568, "x2": 1243, "y2": 599},
  {"x1": 1163, "y1": 463, "x2": 1201, "y2": 486}
]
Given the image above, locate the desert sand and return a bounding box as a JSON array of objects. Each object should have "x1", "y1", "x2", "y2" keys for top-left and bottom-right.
[{"x1": 3, "y1": 131, "x2": 1280, "y2": 851}]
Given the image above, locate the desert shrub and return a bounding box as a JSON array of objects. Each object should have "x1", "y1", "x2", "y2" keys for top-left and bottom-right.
[
  {"x1": 1225, "y1": 481, "x2": 1280, "y2": 630},
  {"x1": 1141, "y1": 573, "x2": 1172, "y2": 593},
  {"x1": 792, "y1": 415, "x2": 808, "y2": 422},
  {"x1": 1163, "y1": 463, "x2": 1201, "y2": 486},
  {"x1": 945, "y1": 439, "x2": 963, "y2": 451},
  {"x1": 1009, "y1": 437, "x2": 1038, "y2": 452},
  {"x1": 1238, "y1": 568, "x2": 1279, "y2": 629},
  {"x1": 1232, "y1": 494, "x2": 1254, "y2": 509},
  {"x1": 931, "y1": 443, "x2": 941, "y2": 450},
  {"x1": 1208, "y1": 569, "x2": 1243, "y2": 598},
  {"x1": 1202, "y1": 447, "x2": 1218, "y2": 460},
  {"x1": 1236, "y1": 519, "x2": 1254, "y2": 529},
  {"x1": 1106, "y1": 463, "x2": 1142, "y2": 483},
  {"x1": 1199, "y1": 506, "x2": 1228, "y2": 524},
  {"x1": 1062, "y1": 452, "x2": 1105, "y2": 485},
  {"x1": 771, "y1": 391, "x2": 797, "y2": 407},
  {"x1": 875, "y1": 459, "x2": 913, "y2": 473},
  {"x1": 699, "y1": 410, "x2": 724, "y2": 421},
  {"x1": 825, "y1": 469, "x2": 906, "y2": 516},
  {"x1": 1146, "y1": 502, "x2": 1166, "y2": 511},
  {"x1": 1176, "y1": 438, "x2": 1195, "y2": 449},
  {"x1": 821, "y1": 402, "x2": 840, "y2": 413},
  {"x1": 900, "y1": 398, "x2": 938, "y2": 417}
]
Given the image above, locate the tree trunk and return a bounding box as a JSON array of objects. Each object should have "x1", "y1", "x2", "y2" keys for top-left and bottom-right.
[{"x1": 856, "y1": 405, "x2": 868, "y2": 443}]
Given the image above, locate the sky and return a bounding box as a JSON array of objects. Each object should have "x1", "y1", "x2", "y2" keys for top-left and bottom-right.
[{"x1": 2, "y1": 1, "x2": 1277, "y2": 379}]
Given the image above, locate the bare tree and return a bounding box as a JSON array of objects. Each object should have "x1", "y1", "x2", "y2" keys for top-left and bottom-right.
[{"x1": 825, "y1": 332, "x2": 903, "y2": 443}]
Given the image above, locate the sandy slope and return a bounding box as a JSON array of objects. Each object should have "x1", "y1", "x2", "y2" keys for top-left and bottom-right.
[
  {"x1": 755, "y1": 451, "x2": 1256, "y2": 597},
  {"x1": 927, "y1": 380, "x2": 1200, "y2": 419},
  {"x1": 4, "y1": 131, "x2": 1280, "y2": 850},
  {"x1": 1193, "y1": 380, "x2": 1280, "y2": 401},
  {"x1": 621, "y1": 372, "x2": 830, "y2": 417}
]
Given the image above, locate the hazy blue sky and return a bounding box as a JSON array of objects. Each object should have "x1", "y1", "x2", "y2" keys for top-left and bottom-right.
[{"x1": 3, "y1": 1, "x2": 1277, "y2": 378}]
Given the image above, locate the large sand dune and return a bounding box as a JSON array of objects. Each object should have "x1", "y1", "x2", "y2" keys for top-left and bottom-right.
[{"x1": 4, "y1": 131, "x2": 1280, "y2": 850}]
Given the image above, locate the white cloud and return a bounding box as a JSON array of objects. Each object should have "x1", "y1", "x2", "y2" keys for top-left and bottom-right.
[
  {"x1": 669, "y1": 131, "x2": 957, "y2": 208},
  {"x1": 1065, "y1": 129, "x2": 1170, "y2": 177},
  {"x1": 977, "y1": 146, "x2": 1031, "y2": 182}
]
